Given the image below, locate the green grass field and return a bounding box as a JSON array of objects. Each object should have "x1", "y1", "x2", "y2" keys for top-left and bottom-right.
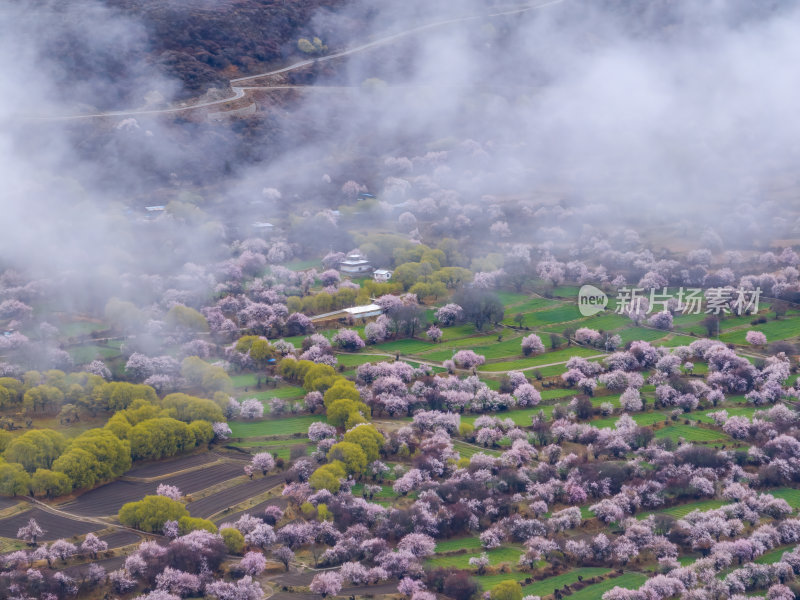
[
  {"x1": 434, "y1": 537, "x2": 484, "y2": 553},
  {"x1": 617, "y1": 327, "x2": 670, "y2": 344},
  {"x1": 590, "y1": 395, "x2": 621, "y2": 408},
  {"x1": 592, "y1": 411, "x2": 670, "y2": 429},
  {"x1": 565, "y1": 573, "x2": 647, "y2": 600},
  {"x1": 725, "y1": 395, "x2": 749, "y2": 404},
  {"x1": 522, "y1": 568, "x2": 611, "y2": 598},
  {"x1": 267, "y1": 386, "x2": 306, "y2": 398},
  {"x1": 481, "y1": 378, "x2": 502, "y2": 390},
  {"x1": 496, "y1": 291, "x2": 533, "y2": 306},
  {"x1": 417, "y1": 335, "x2": 530, "y2": 362},
  {"x1": 755, "y1": 545, "x2": 794, "y2": 565},
  {"x1": 475, "y1": 571, "x2": 530, "y2": 590},
  {"x1": 534, "y1": 363, "x2": 573, "y2": 378},
  {"x1": 522, "y1": 305, "x2": 584, "y2": 327},
  {"x1": 501, "y1": 300, "x2": 564, "y2": 325},
  {"x1": 0, "y1": 537, "x2": 26, "y2": 553},
  {"x1": 719, "y1": 316, "x2": 800, "y2": 344},
  {"x1": 547, "y1": 284, "x2": 582, "y2": 298},
  {"x1": 68, "y1": 343, "x2": 121, "y2": 364},
  {"x1": 59, "y1": 320, "x2": 106, "y2": 338},
  {"x1": 420, "y1": 334, "x2": 500, "y2": 351},
  {"x1": 426, "y1": 545, "x2": 523, "y2": 569},
  {"x1": 579, "y1": 312, "x2": 633, "y2": 331},
  {"x1": 374, "y1": 339, "x2": 436, "y2": 354},
  {"x1": 653, "y1": 424, "x2": 729, "y2": 443},
  {"x1": 453, "y1": 441, "x2": 502, "y2": 458},
  {"x1": 229, "y1": 415, "x2": 325, "y2": 438},
  {"x1": 766, "y1": 488, "x2": 800, "y2": 509},
  {"x1": 462, "y1": 406, "x2": 551, "y2": 427},
  {"x1": 673, "y1": 312, "x2": 709, "y2": 327},
  {"x1": 687, "y1": 406, "x2": 757, "y2": 424},
  {"x1": 441, "y1": 324, "x2": 481, "y2": 340},
  {"x1": 228, "y1": 439, "x2": 311, "y2": 460},
  {"x1": 238, "y1": 388, "x2": 306, "y2": 404},
  {"x1": 658, "y1": 499, "x2": 728, "y2": 519},
  {"x1": 540, "y1": 388, "x2": 577, "y2": 400},
  {"x1": 656, "y1": 334, "x2": 699, "y2": 347},
  {"x1": 231, "y1": 373, "x2": 259, "y2": 388},
  {"x1": 336, "y1": 354, "x2": 382, "y2": 367},
  {"x1": 282, "y1": 258, "x2": 320, "y2": 271},
  {"x1": 479, "y1": 346, "x2": 602, "y2": 372},
  {"x1": 350, "y1": 483, "x2": 400, "y2": 499}
]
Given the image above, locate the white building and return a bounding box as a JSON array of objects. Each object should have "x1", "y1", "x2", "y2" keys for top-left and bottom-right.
[
  {"x1": 339, "y1": 250, "x2": 372, "y2": 274},
  {"x1": 310, "y1": 303, "x2": 384, "y2": 324},
  {"x1": 343, "y1": 304, "x2": 384, "y2": 319},
  {"x1": 373, "y1": 269, "x2": 392, "y2": 283}
]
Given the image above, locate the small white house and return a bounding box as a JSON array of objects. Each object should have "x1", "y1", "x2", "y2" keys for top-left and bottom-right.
[
  {"x1": 339, "y1": 250, "x2": 372, "y2": 274},
  {"x1": 373, "y1": 269, "x2": 392, "y2": 283}
]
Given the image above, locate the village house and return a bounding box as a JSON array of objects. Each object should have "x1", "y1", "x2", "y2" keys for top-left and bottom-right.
[
  {"x1": 373, "y1": 269, "x2": 392, "y2": 283},
  {"x1": 339, "y1": 249, "x2": 372, "y2": 275}
]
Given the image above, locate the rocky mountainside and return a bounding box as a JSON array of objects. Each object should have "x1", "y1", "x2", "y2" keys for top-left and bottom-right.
[{"x1": 107, "y1": 0, "x2": 353, "y2": 96}]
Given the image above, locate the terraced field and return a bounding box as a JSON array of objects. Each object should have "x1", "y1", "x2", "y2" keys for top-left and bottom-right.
[
  {"x1": 522, "y1": 568, "x2": 611, "y2": 598},
  {"x1": 617, "y1": 327, "x2": 669, "y2": 343},
  {"x1": 565, "y1": 573, "x2": 649, "y2": 600},
  {"x1": 229, "y1": 415, "x2": 326, "y2": 438},
  {"x1": 426, "y1": 545, "x2": 523, "y2": 569},
  {"x1": 578, "y1": 312, "x2": 632, "y2": 331},
  {"x1": 658, "y1": 499, "x2": 728, "y2": 519},
  {"x1": 228, "y1": 439, "x2": 312, "y2": 460},
  {"x1": 374, "y1": 339, "x2": 437, "y2": 354},
  {"x1": 124, "y1": 453, "x2": 217, "y2": 477},
  {"x1": 474, "y1": 571, "x2": 530, "y2": 590},
  {"x1": 186, "y1": 473, "x2": 285, "y2": 519},
  {"x1": 0, "y1": 508, "x2": 101, "y2": 539},
  {"x1": 720, "y1": 317, "x2": 800, "y2": 344},
  {"x1": 479, "y1": 346, "x2": 602, "y2": 372},
  {"x1": 656, "y1": 334, "x2": 700, "y2": 347},
  {"x1": 767, "y1": 488, "x2": 800, "y2": 509},
  {"x1": 754, "y1": 545, "x2": 794, "y2": 564},
  {"x1": 687, "y1": 406, "x2": 757, "y2": 424},
  {"x1": 434, "y1": 536, "x2": 483, "y2": 553},
  {"x1": 350, "y1": 483, "x2": 399, "y2": 500},
  {"x1": 441, "y1": 324, "x2": 480, "y2": 340},
  {"x1": 462, "y1": 406, "x2": 551, "y2": 427},
  {"x1": 653, "y1": 424, "x2": 730, "y2": 443},
  {"x1": 592, "y1": 411, "x2": 671, "y2": 429},
  {"x1": 453, "y1": 441, "x2": 502, "y2": 458},
  {"x1": 520, "y1": 305, "x2": 584, "y2": 327},
  {"x1": 59, "y1": 461, "x2": 244, "y2": 516},
  {"x1": 336, "y1": 354, "x2": 382, "y2": 367}
]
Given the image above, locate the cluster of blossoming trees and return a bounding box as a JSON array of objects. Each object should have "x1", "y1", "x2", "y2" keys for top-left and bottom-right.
[{"x1": 4, "y1": 302, "x2": 800, "y2": 599}]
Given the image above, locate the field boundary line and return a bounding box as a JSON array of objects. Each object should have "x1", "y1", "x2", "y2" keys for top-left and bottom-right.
[
  {"x1": 24, "y1": 497, "x2": 154, "y2": 539},
  {"x1": 208, "y1": 481, "x2": 284, "y2": 522},
  {"x1": 120, "y1": 458, "x2": 228, "y2": 483},
  {"x1": 476, "y1": 353, "x2": 606, "y2": 373},
  {"x1": 185, "y1": 475, "x2": 250, "y2": 503},
  {"x1": 0, "y1": 502, "x2": 31, "y2": 520}
]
